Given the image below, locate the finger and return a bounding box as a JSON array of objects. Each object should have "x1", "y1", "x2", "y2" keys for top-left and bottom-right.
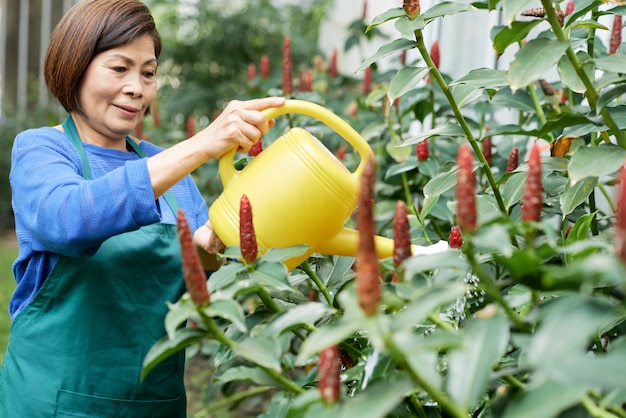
[{"x1": 244, "y1": 96, "x2": 286, "y2": 111}]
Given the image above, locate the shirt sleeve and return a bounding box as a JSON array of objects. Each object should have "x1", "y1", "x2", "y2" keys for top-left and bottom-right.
[{"x1": 10, "y1": 128, "x2": 161, "y2": 257}]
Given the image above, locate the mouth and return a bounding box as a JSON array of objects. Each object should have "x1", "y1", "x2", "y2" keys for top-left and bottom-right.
[{"x1": 114, "y1": 104, "x2": 141, "y2": 117}]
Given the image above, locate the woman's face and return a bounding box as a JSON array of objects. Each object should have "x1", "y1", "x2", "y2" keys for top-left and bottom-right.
[{"x1": 77, "y1": 33, "x2": 157, "y2": 143}]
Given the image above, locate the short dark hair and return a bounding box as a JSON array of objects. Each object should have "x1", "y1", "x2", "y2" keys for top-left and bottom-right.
[{"x1": 44, "y1": 0, "x2": 162, "y2": 116}]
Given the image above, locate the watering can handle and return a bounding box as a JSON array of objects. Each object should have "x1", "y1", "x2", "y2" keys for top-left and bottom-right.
[{"x1": 219, "y1": 99, "x2": 374, "y2": 186}]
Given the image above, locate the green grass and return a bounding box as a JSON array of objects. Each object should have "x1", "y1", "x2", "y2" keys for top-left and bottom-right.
[{"x1": 0, "y1": 237, "x2": 17, "y2": 363}]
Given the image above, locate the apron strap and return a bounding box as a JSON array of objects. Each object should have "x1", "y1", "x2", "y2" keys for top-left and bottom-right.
[{"x1": 61, "y1": 115, "x2": 179, "y2": 215}]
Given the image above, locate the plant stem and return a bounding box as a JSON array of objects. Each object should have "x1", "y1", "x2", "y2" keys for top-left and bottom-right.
[
  {"x1": 199, "y1": 311, "x2": 305, "y2": 394},
  {"x1": 526, "y1": 82, "x2": 555, "y2": 143},
  {"x1": 381, "y1": 325, "x2": 469, "y2": 418},
  {"x1": 581, "y1": 395, "x2": 622, "y2": 418},
  {"x1": 427, "y1": 312, "x2": 456, "y2": 332},
  {"x1": 301, "y1": 261, "x2": 334, "y2": 306},
  {"x1": 195, "y1": 386, "x2": 275, "y2": 417},
  {"x1": 256, "y1": 287, "x2": 310, "y2": 340},
  {"x1": 463, "y1": 243, "x2": 529, "y2": 332},
  {"x1": 540, "y1": 0, "x2": 626, "y2": 148},
  {"x1": 409, "y1": 393, "x2": 429, "y2": 418},
  {"x1": 413, "y1": 29, "x2": 508, "y2": 217}
]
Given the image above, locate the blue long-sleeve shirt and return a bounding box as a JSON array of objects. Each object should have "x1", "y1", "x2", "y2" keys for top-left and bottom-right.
[{"x1": 9, "y1": 127, "x2": 209, "y2": 318}]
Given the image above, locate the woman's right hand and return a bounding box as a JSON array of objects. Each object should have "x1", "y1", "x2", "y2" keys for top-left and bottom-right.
[{"x1": 196, "y1": 97, "x2": 286, "y2": 160}]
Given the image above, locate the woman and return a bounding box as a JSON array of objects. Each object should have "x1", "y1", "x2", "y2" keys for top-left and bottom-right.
[{"x1": 0, "y1": 0, "x2": 284, "y2": 416}]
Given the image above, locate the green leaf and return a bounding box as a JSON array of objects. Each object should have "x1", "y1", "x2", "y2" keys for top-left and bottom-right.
[
  {"x1": 208, "y1": 261, "x2": 246, "y2": 291},
  {"x1": 598, "y1": 84, "x2": 626, "y2": 110},
  {"x1": 249, "y1": 261, "x2": 292, "y2": 292},
  {"x1": 164, "y1": 298, "x2": 195, "y2": 340},
  {"x1": 537, "y1": 112, "x2": 602, "y2": 139},
  {"x1": 391, "y1": 283, "x2": 467, "y2": 331},
  {"x1": 422, "y1": 165, "x2": 459, "y2": 200},
  {"x1": 394, "y1": 15, "x2": 426, "y2": 39},
  {"x1": 559, "y1": 176, "x2": 598, "y2": 218},
  {"x1": 509, "y1": 38, "x2": 569, "y2": 89},
  {"x1": 234, "y1": 335, "x2": 284, "y2": 372},
  {"x1": 502, "y1": 380, "x2": 587, "y2": 418},
  {"x1": 142, "y1": 328, "x2": 208, "y2": 379},
  {"x1": 557, "y1": 51, "x2": 595, "y2": 93},
  {"x1": 263, "y1": 302, "x2": 336, "y2": 336},
  {"x1": 502, "y1": 0, "x2": 539, "y2": 25},
  {"x1": 568, "y1": 145, "x2": 626, "y2": 183},
  {"x1": 295, "y1": 318, "x2": 362, "y2": 365},
  {"x1": 422, "y1": 1, "x2": 476, "y2": 20},
  {"x1": 595, "y1": 54, "x2": 626, "y2": 74},
  {"x1": 450, "y1": 68, "x2": 510, "y2": 89},
  {"x1": 216, "y1": 366, "x2": 279, "y2": 386},
  {"x1": 404, "y1": 251, "x2": 470, "y2": 277},
  {"x1": 388, "y1": 66, "x2": 430, "y2": 101},
  {"x1": 400, "y1": 122, "x2": 465, "y2": 146},
  {"x1": 366, "y1": 7, "x2": 405, "y2": 32},
  {"x1": 502, "y1": 171, "x2": 527, "y2": 211},
  {"x1": 446, "y1": 313, "x2": 509, "y2": 409},
  {"x1": 336, "y1": 378, "x2": 414, "y2": 418},
  {"x1": 564, "y1": 212, "x2": 597, "y2": 248},
  {"x1": 205, "y1": 299, "x2": 247, "y2": 332},
  {"x1": 527, "y1": 294, "x2": 621, "y2": 370},
  {"x1": 384, "y1": 159, "x2": 420, "y2": 179},
  {"x1": 262, "y1": 245, "x2": 310, "y2": 263},
  {"x1": 492, "y1": 21, "x2": 543, "y2": 55},
  {"x1": 452, "y1": 84, "x2": 484, "y2": 108},
  {"x1": 357, "y1": 38, "x2": 417, "y2": 72}
]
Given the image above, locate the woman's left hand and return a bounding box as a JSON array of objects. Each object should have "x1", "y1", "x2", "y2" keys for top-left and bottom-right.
[{"x1": 193, "y1": 220, "x2": 226, "y2": 255}]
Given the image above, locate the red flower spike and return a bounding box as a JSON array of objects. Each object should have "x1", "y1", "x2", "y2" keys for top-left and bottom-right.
[
  {"x1": 610, "y1": 15, "x2": 622, "y2": 55},
  {"x1": 506, "y1": 147, "x2": 519, "y2": 173},
  {"x1": 329, "y1": 48, "x2": 338, "y2": 78},
  {"x1": 186, "y1": 116, "x2": 196, "y2": 139},
  {"x1": 361, "y1": 0, "x2": 368, "y2": 21},
  {"x1": 239, "y1": 194, "x2": 258, "y2": 263},
  {"x1": 356, "y1": 155, "x2": 382, "y2": 315},
  {"x1": 282, "y1": 37, "x2": 293, "y2": 95},
  {"x1": 417, "y1": 139, "x2": 429, "y2": 162},
  {"x1": 615, "y1": 165, "x2": 626, "y2": 262},
  {"x1": 449, "y1": 226, "x2": 463, "y2": 249},
  {"x1": 521, "y1": 143, "x2": 544, "y2": 222},
  {"x1": 260, "y1": 55, "x2": 270, "y2": 80},
  {"x1": 456, "y1": 144, "x2": 477, "y2": 233},
  {"x1": 430, "y1": 40, "x2": 440, "y2": 69},
  {"x1": 177, "y1": 209, "x2": 210, "y2": 306},
  {"x1": 400, "y1": 50, "x2": 407, "y2": 66},
  {"x1": 403, "y1": 0, "x2": 420, "y2": 20},
  {"x1": 363, "y1": 66, "x2": 372, "y2": 94},
  {"x1": 482, "y1": 127, "x2": 492, "y2": 166},
  {"x1": 392, "y1": 200, "x2": 412, "y2": 271},
  {"x1": 336, "y1": 145, "x2": 346, "y2": 161},
  {"x1": 565, "y1": 0, "x2": 574, "y2": 15},
  {"x1": 318, "y1": 345, "x2": 341, "y2": 403},
  {"x1": 247, "y1": 63, "x2": 256, "y2": 82},
  {"x1": 249, "y1": 140, "x2": 263, "y2": 157},
  {"x1": 151, "y1": 100, "x2": 160, "y2": 127}
]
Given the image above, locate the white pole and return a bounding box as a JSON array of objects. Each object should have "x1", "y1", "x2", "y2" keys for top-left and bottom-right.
[
  {"x1": 17, "y1": 0, "x2": 29, "y2": 114},
  {"x1": 39, "y1": 0, "x2": 51, "y2": 107},
  {"x1": 0, "y1": 0, "x2": 7, "y2": 117}
]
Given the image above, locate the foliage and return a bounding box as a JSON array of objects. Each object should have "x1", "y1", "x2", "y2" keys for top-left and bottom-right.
[
  {"x1": 145, "y1": 0, "x2": 332, "y2": 119},
  {"x1": 143, "y1": 0, "x2": 626, "y2": 416}
]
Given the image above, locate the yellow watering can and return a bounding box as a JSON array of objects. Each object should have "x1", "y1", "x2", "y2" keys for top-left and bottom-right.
[{"x1": 208, "y1": 99, "x2": 445, "y2": 271}]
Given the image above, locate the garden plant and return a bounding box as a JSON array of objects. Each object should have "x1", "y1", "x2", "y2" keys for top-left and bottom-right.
[{"x1": 141, "y1": 0, "x2": 626, "y2": 417}]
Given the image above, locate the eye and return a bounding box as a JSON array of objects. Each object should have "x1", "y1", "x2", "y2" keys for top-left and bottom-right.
[
  {"x1": 112, "y1": 66, "x2": 127, "y2": 73},
  {"x1": 143, "y1": 70, "x2": 156, "y2": 78}
]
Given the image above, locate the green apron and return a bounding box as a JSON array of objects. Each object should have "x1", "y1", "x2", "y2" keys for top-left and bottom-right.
[{"x1": 0, "y1": 116, "x2": 187, "y2": 417}]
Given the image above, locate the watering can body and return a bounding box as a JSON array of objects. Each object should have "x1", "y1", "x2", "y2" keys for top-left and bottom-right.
[{"x1": 208, "y1": 100, "x2": 415, "y2": 270}]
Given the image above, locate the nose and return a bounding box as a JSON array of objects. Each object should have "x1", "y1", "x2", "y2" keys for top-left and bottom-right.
[{"x1": 123, "y1": 73, "x2": 143, "y2": 98}]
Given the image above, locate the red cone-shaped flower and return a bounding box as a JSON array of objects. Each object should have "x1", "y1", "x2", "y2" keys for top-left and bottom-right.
[
  {"x1": 260, "y1": 55, "x2": 270, "y2": 80},
  {"x1": 392, "y1": 200, "x2": 412, "y2": 282},
  {"x1": 240, "y1": 194, "x2": 258, "y2": 263},
  {"x1": 403, "y1": 0, "x2": 420, "y2": 20},
  {"x1": 177, "y1": 209, "x2": 210, "y2": 306},
  {"x1": 282, "y1": 37, "x2": 293, "y2": 95},
  {"x1": 449, "y1": 226, "x2": 463, "y2": 249},
  {"x1": 610, "y1": 15, "x2": 622, "y2": 55},
  {"x1": 506, "y1": 147, "x2": 519, "y2": 173},
  {"x1": 356, "y1": 154, "x2": 381, "y2": 315},
  {"x1": 521, "y1": 143, "x2": 543, "y2": 222},
  {"x1": 417, "y1": 139, "x2": 429, "y2": 162},
  {"x1": 615, "y1": 165, "x2": 626, "y2": 262},
  {"x1": 456, "y1": 144, "x2": 477, "y2": 233},
  {"x1": 482, "y1": 126, "x2": 492, "y2": 166},
  {"x1": 318, "y1": 345, "x2": 341, "y2": 403}
]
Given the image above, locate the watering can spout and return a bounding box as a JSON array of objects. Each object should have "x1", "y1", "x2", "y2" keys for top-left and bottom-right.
[{"x1": 317, "y1": 228, "x2": 450, "y2": 262}]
